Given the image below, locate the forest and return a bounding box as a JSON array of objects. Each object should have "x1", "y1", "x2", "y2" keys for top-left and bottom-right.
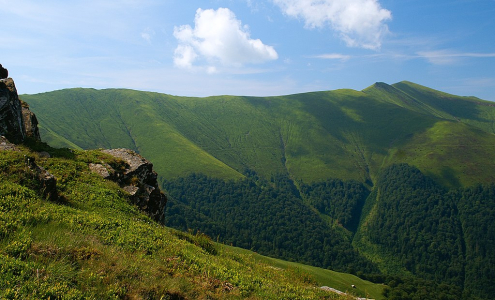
[
  {"x1": 163, "y1": 164, "x2": 495, "y2": 299},
  {"x1": 164, "y1": 172, "x2": 377, "y2": 274}
]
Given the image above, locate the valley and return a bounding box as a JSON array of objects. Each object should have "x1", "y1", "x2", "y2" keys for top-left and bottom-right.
[{"x1": 16, "y1": 81, "x2": 495, "y2": 299}]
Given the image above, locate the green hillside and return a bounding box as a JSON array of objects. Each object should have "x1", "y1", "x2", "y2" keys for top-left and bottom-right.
[
  {"x1": 1, "y1": 140, "x2": 383, "y2": 299},
  {"x1": 22, "y1": 82, "x2": 495, "y2": 187},
  {"x1": 20, "y1": 82, "x2": 495, "y2": 299}
]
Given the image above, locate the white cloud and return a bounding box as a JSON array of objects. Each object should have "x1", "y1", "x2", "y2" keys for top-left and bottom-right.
[
  {"x1": 173, "y1": 8, "x2": 278, "y2": 71},
  {"x1": 314, "y1": 53, "x2": 351, "y2": 61},
  {"x1": 418, "y1": 50, "x2": 495, "y2": 65},
  {"x1": 272, "y1": 0, "x2": 391, "y2": 49},
  {"x1": 174, "y1": 45, "x2": 198, "y2": 69}
]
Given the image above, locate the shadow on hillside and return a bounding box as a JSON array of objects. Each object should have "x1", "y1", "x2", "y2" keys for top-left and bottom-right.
[{"x1": 23, "y1": 138, "x2": 76, "y2": 159}]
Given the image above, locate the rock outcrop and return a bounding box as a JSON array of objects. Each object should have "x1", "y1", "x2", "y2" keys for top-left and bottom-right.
[
  {"x1": 0, "y1": 66, "x2": 54, "y2": 199},
  {"x1": 0, "y1": 78, "x2": 26, "y2": 142},
  {"x1": 0, "y1": 73, "x2": 40, "y2": 142},
  {"x1": 0, "y1": 136, "x2": 58, "y2": 201},
  {"x1": 0, "y1": 64, "x2": 7, "y2": 79},
  {"x1": 20, "y1": 100, "x2": 41, "y2": 140},
  {"x1": 1, "y1": 65, "x2": 166, "y2": 221},
  {"x1": 90, "y1": 148, "x2": 167, "y2": 222}
]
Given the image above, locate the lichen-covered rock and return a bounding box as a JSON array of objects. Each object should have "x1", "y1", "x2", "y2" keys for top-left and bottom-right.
[
  {"x1": 89, "y1": 163, "x2": 113, "y2": 179},
  {"x1": 91, "y1": 149, "x2": 167, "y2": 223},
  {"x1": 123, "y1": 185, "x2": 139, "y2": 196},
  {"x1": 102, "y1": 149, "x2": 157, "y2": 185}
]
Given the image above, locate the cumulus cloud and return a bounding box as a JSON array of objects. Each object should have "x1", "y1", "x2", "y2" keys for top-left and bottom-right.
[
  {"x1": 272, "y1": 0, "x2": 392, "y2": 49},
  {"x1": 173, "y1": 8, "x2": 278, "y2": 70},
  {"x1": 174, "y1": 45, "x2": 198, "y2": 69}
]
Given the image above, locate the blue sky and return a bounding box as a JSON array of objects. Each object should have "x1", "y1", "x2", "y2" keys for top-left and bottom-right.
[{"x1": 1, "y1": 0, "x2": 494, "y2": 100}]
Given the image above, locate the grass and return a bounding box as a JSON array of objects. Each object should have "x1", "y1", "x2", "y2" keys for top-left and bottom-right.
[
  {"x1": 0, "y1": 142, "x2": 362, "y2": 299},
  {"x1": 13, "y1": 81, "x2": 495, "y2": 299},
  {"x1": 386, "y1": 121, "x2": 495, "y2": 187},
  {"x1": 22, "y1": 81, "x2": 495, "y2": 188},
  {"x1": 226, "y1": 245, "x2": 386, "y2": 300}
]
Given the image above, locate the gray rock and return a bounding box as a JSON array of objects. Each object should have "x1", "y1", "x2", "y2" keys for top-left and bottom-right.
[
  {"x1": 20, "y1": 100, "x2": 41, "y2": 140},
  {"x1": 0, "y1": 135, "x2": 16, "y2": 150},
  {"x1": 0, "y1": 78, "x2": 41, "y2": 143},
  {"x1": 94, "y1": 149, "x2": 167, "y2": 223},
  {"x1": 102, "y1": 148, "x2": 157, "y2": 184},
  {"x1": 89, "y1": 163, "x2": 113, "y2": 179},
  {"x1": 123, "y1": 185, "x2": 140, "y2": 196},
  {"x1": 0, "y1": 78, "x2": 25, "y2": 142}
]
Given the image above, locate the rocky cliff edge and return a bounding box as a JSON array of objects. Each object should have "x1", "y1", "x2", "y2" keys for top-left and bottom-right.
[{"x1": 0, "y1": 66, "x2": 167, "y2": 223}]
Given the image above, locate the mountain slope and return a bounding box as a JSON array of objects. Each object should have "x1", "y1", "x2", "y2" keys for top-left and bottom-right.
[
  {"x1": 20, "y1": 82, "x2": 495, "y2": 299},
  {"x1": 22, "y1": 82, "x2": 495, "y2": 187},
  {"x1": 1, "y1": 140, "x2": 380, "y2": 299}
]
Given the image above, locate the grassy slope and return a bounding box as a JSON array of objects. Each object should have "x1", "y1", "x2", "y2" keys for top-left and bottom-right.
[
  {"x1": 23, "y1": 89, "x2": 244, "y2": 181},
  {"x1": 22, "y1": 82, "x2": 495, "y2": 188},
  {"x1": 386, "y1": 121, "x2": 495, "y2": 187},
  {"x1": 17, "y1": 82, "x2": 495, "y2": 297},
  {"x1": 0, "y1": 142, "x2": 379, "y2": 299},
  {"x1": 228, "y1": 246, "x2": 385, "y2": 300},
  {"x1": 393, "y1": 81, "x2": 495, "y2": 134}
]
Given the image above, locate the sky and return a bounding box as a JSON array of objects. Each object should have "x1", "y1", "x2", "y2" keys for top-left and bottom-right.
[{"x1": 1, "y1": 0, "x2": 494, "y2": 100}]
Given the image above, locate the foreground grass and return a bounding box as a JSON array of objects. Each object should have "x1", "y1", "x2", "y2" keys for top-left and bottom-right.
[{"x1": 0, "y1": 143, "x2": 355, "y2": 299}]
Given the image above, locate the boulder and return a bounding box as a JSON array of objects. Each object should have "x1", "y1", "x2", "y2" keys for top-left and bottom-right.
[{"x1": 90, "y1": 149, "x2": 167, "y2": 223}]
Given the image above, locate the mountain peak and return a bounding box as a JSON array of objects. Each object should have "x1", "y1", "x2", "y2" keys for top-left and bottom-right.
[{"x1": 372, "y1": 81, "x2": 391, "y2": 88}]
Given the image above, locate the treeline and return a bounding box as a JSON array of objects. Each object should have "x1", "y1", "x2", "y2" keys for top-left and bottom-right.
[{"x1": 163, "y1": 173, "x2": 377, "y2": 274}]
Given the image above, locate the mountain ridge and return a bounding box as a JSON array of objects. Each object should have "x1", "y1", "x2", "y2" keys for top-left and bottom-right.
[{"x1": 22, "y1": 80, "x2": 495, "y2": 188}]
